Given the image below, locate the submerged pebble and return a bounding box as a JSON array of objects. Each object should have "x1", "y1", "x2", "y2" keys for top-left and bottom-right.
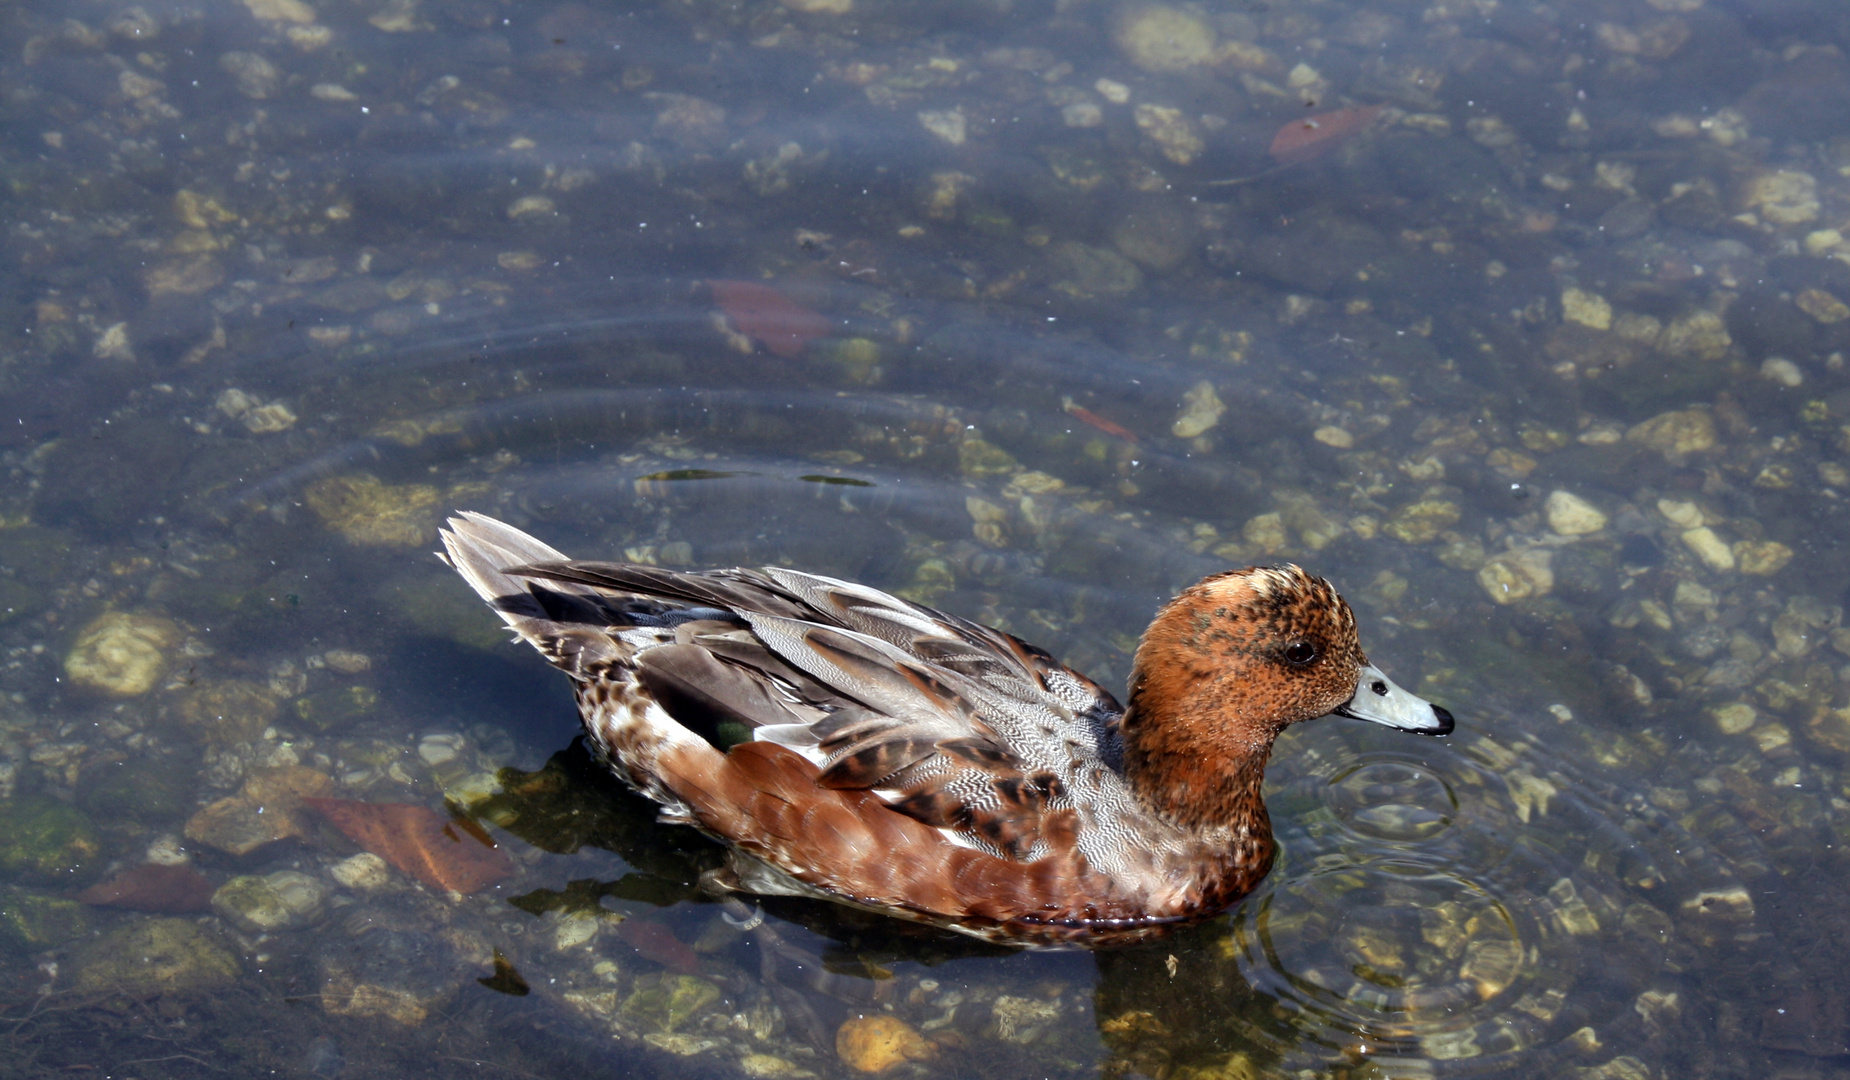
[
  {"x1": 1544, "y1": 491, "x2": 1607, "y2": 535},
  {"x1": 213, "y1": 870, "x2": 330, "y2": 933},
  {"x1": 64, "y1": 611, "x2": 181, "y2": 696},
  {"x1": 836, "y1": 1014, "x2": 935, "y2": 1072}
]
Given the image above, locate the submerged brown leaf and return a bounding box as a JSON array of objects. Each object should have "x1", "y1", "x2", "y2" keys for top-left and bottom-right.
[
  {"x1": 304, "y1": 797, "x2": 515, "y2": 894},
  {"x1": 74, "y1": 863, "x2": 215, "y2": 913}
]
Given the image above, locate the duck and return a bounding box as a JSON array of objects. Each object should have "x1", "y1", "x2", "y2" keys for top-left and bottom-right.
[{"x1": 440, "y1": 511, "x2": 1453, "y2": 948}]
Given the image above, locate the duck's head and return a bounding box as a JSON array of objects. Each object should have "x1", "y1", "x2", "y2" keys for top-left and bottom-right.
[{"x1": 1122, "y1": 565, "x2": 1452, "y2": 829}]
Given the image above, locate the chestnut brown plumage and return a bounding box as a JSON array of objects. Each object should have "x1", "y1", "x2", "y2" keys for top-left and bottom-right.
[{"x1": 440, "y1": 514, "x2": 1451, "y2": 947}]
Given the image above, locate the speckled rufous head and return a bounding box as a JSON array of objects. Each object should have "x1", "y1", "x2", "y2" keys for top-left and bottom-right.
[{"x1": 1121, "y1": 564, "x2": 1449, "y2": 831}]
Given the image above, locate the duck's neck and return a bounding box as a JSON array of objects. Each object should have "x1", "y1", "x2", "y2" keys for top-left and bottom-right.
[{"x1": 1119, "y1": 686, "x2": 1279, "y2": 836}]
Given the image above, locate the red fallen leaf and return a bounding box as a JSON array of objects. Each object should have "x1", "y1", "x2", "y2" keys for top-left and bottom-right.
[
  {"x1": 708, "y1": 279, "x2": 831, "y2": 358},
  {"x1": 1062, "y1": 399, "x2": 1137, "y2": 443},
  {"x1": 74, "y1": 864, "x2": 215, "y2": 913},
  {"x1": 1268, "y1": 104, "x2": 1386, "y2": 165},
  {"x1": 304, "y1": 798, "x2": 515, "y2": 895},
  {"x1": 615, "y1": 917, "x2": 701, "y2": 974}
]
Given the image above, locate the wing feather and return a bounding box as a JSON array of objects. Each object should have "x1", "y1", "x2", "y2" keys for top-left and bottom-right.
[{"x1": 442, "y1": 516, "x2": 1127, "y2": 866}]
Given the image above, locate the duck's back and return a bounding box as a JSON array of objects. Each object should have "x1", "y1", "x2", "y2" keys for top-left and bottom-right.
[{"x1": 441, "y1": 513, "x2": 1262, "y2": 944}]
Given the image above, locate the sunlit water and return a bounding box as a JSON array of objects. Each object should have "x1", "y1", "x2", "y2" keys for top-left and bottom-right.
[{"x1": 2, "y1": 0, "x2": 1849, "y2": 1077}]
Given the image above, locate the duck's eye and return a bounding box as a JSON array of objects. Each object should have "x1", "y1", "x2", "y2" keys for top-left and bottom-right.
[{"x1": 1283, "y1": 641, "x2": 1318, "y2": 665}]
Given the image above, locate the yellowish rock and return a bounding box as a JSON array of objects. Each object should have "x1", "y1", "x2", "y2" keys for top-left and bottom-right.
[
  {"x1": 1172, "y1": 380, "x2": 1224, "y2": 437},
  {"x1": 958, "y1": 437, "x2": 1018, "y2": 477},
  {"x1": 836, "y1": 1014, "x2": 935, "y2": 1073},
  {"x1": 304, "y1": 474, "x2": 441, "y2": 546},
  {"x1": 1807, "y1": 707, "x2": 1850, "y2": 755},
  {"x1": 1383, "y1": 499, "x2": 1460, "y2": 544},
  {"x1": 1115, "y1": 6, "x2": 1217, "y2": 72},
  {"x1": 1486, "y1": 446, "x2": 1536, "y2": 478},
  {"x1": 923, "y1": 171, "x2": 972, "y2": 220},
  {"x1": 740, "y1": 1053, "x2": 816, "y2": 1079},
  {"x1": 368, "y1": 0, "x2": 424, "y2": 33},
  {"x1": 508, "y1": 195, "x2": 556, "y2": 220},
  {"x1": 1278, "y1": 495, "x2": 1345, "y2": 550},
  {"x1": 1477, "y1": 548, "x2": 1554, "y2": 604},
  {"x1": 1752, "y1": 723, "x2": 1791, "y2": 753},
  {"x1": 1761, "y1": 356, "x2": 1804, "y2": 387},
  {"x1": 1134, "y1": 104, "x2": 1204, "y2": 165},
  {"x1": 1795, "y1": 288, "x2": 1850, "y2": 324},
  {"x1": 329, "y1": 852, "x2": 393, "y2": 892},
  {"x1": 288, "y1": 24, "x2": 332, "y2": 50},
  {"x1": 1711, "y1": 702, "x2": 1756, "y2": 735},
  {"x1": 323, "y1": 978, "x2": 434, "y2": 1025},
  {"x1": 1544, "y1": 490, "x2": 1607, "y2": 535},
  {"x1": 1680, "y1": 526, "x2": 1735, "y2": 571},
  {"x1": 783, "y1": 0, "x2": 852, "y2": 11},
  {"x1": 1658, "y1": 309, "x2": 1731, "y2": 360},
  {"x1": 1242, "y1": 512, "x2": 1287, "y2": 554},
  {"x1": 65, "y1": 611, "x2": 181, "y2": 697},
  {"x1": 93, "y1": 322, "x2": 133, "y2": 361},
  {"x1": 1561, "y1": 288, "x2": 1612, "y2": 330},
  {"x1": 1744, "y1": 170, "x2": 1820, "y2": 225},
  {"x1": 1613, "y1": 311, "x2": 1663, "y2": 345},
  {"x1": 1806, "y1": 229, "x2": 1846, "y2": 256},
  {"x1": 917, "y1": 108, "x2": 967, "y2": 146},
  {"x1": 1312, "y1": 425, "x2": 1354, "y2": 448},
  {"x1": 145, "y1": 256, "x2": 225, "y2": 297},
  {"x1": 1734, "y1": 540, "x2": 1793, "y2": 576},
  {"x1": 1174, "y1": 1052, "x2": 1261, "y2": 1080},
  {"x1": 242, "y1": 402, "x2": 298, "y2": 433},
  {"x1": 1655, "y1": 498, "x2": 1704, "y2": 528},
  {"x1": 242, "y1": 0, "x2": 317, "y2": 23},
  {"x1": 1626, "y1": 409, "x2": 1716, "y2": 458}
]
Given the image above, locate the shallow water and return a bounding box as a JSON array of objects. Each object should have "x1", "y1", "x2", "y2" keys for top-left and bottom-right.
[{"x1": 2, "y1": 0, "x2": 1850, "y2": 1077}]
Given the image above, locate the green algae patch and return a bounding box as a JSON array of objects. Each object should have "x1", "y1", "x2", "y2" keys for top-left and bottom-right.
[
  {"x1": 0, "y1": 885, "x2": 90, "y2": 957},
  {"x1": 0, "y1": 796, "x2": 103, "y2": 887}
]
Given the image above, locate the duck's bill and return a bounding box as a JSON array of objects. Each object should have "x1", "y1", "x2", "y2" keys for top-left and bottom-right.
[{"x1": 1333, "y1": 665, "x2": 1455, "y2": 735}]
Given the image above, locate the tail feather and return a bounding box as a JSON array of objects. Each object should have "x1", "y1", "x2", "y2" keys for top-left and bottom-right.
[{"x1": 438, "y1": 512, "x2": 630, "y2": 663}]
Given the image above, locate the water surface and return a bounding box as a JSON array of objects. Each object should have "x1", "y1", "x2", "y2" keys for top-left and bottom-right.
[{"x1": 2, "y1": 0, "x2": 1849, "y2": 1077}]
